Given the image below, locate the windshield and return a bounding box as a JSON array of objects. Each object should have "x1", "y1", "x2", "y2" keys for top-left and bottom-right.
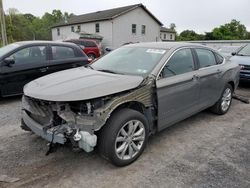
[
  {"x1": 0, "y1": 43, "x2": 20, "y2": 57},
  {"x1": 0, "y1": 43, "x2": 19, "y2": 57},
  {"x1": 237, "y1": 44, "x2": 250, "y2": 56},
  {"x1": 91, "y1": 46, "x2": 167, "y2": 76}
]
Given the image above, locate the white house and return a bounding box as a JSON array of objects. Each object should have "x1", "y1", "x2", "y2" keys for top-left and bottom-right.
[
  {"x1": 160, "y1": 27, "x2": 176, "y2": 41},
  {"x1": 52, "y1": 4, "x2": 165, "y2": 48}
]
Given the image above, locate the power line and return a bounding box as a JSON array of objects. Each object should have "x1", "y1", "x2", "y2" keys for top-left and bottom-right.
[{"x1": 0, "y1": 0, "x2": 8, "y2": 46}]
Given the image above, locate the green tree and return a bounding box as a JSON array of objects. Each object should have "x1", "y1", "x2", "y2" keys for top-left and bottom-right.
[
  {"x1": 210, "y1": 19, "x2": 248, "y2": 40},
  {"x1": 177, "y1": 30, "x2": 205, "y2": 41},
  {"x1": 3, "y1": 9, "x2": 74, "y2": 42}
]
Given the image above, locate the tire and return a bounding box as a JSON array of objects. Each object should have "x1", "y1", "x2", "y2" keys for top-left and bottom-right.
[
  {"x1": 210, "y1": 84, "x2": 233, "y2": 115},
  {"x1": 98, "y1": 108, "x2": 149, "y2": 166},
  {"x1": 87, "y1": 53, "x2": 96, "y2": 60}
]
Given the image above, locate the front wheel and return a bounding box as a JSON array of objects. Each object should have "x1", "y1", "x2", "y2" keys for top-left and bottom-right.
[
  {"x1": 98, "y1": 108, "x2": 149, "y2": 166},
  {"x1": 211, "y1": 84, "x2": 233, "y2": 115}
]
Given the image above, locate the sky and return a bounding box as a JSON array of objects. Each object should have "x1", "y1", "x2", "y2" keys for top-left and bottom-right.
[{"x1": 3, "y1": 0, "x2": 250, "y2": 34}]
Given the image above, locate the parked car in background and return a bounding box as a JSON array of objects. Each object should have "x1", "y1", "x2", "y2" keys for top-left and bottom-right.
[
  {"x1": 230, "y1": 44, "x2": 250, "y2": 81},
  {"x1": 65, "y1": 39, "x2": 101, "y2": 60},
  {"x1": 218, "y1": 46, "x2": 240, "y2": 58},
  {"x1": 0, "y1": 41, "x2": 88, "y2": 97},
  {"x1": 21, "y1": 42, "x2": 240, "y2": 166}
]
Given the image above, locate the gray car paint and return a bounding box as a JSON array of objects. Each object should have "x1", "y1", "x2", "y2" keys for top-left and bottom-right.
[
  {"x1": 154, "y1": 44, "x2": 240, "y2": 131},
  {"x1": 157, "y1": 70, "x2": 200, "y2": 131},
  {"x1": 22, "y1": 42, "x2": 240, "y2": 147},
  {"x1": 24, "y1": 66, "x2": 144, "y2": 101}
]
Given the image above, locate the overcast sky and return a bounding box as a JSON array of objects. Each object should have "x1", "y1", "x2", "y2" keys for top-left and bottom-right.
[{"x1": 3, "y1": 0, "x2": 250, "y2": 33}]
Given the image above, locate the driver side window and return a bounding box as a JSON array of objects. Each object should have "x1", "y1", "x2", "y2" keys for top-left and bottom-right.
[
  {"x1": 160, "y1": 48, "x2": 194, "y2": 78},
  {"x1": 8, "y1": 46, "x2": 47, "y2": 65}
]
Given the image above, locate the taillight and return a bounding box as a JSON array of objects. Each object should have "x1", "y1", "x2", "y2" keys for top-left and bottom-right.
[{"x1": 88, "y1": 58, "x2": 93, "y2": 63}]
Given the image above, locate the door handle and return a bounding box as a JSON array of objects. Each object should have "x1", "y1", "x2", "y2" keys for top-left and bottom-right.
[
  {"x1": 39, "y1": 67, "x2": 48, "y2": 73},
  {"x1": 217, "y1": 69, "x2": 222, "y2": 74},
  {"x1": 192, "y1": 75, "x2": 200, "y2": 80}
]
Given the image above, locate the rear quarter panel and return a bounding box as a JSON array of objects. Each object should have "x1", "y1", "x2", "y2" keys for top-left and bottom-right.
[{"x1": 220, "y1": 60, "x2": 240, "y2": 93}]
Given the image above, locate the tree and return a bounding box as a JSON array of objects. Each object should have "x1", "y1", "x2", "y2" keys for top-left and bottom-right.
[
  {"x1": 169, "y1": 23, "x2": 176, "y2": 31},
  {"x1": 3, "y1": 9, "x2": 74, "y2": 42},
  {"x1": 210, "y1": 19, "x2": 248, "y2": 40},
  {"x1": 177, "y1": 30, "x2": 205, "y2": 41}
]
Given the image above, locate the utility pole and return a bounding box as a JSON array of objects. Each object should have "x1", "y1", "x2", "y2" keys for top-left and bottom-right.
[{"x1": 0, "y1": 0, "x2": 8, "y2": 46}]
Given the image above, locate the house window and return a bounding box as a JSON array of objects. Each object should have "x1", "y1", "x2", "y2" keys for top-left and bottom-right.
[
  {"x1": 132, "y1": 24, "x2": 136, "y2": 34},
  {"x1": 77, "y1": 25, "x2": 81, "y2": 32},
  {"x1": 170, "y1": 34, "x2": 173, "y2": 40},
  {"x1": 95, "y1": 23, "x2": 100, "y2": 33},
  {"x1": 164, "y1": 33, "x2": 166, "y2": 39},
  {"x1": 141, "y1": 25, "x2": 146, "y2": 35},
  {"x1": 57, "y1": 28, "x2": 60, "y2": 36},
  {"x1": 71, "y1": 26, "x2": 75, "y2": 32}
]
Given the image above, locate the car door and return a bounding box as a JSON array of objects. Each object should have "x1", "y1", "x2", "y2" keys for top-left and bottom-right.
[
  {"x1": 194, "y1": 48, "x2": 223, "y2": 108},
  {"x1": 47, "y1": 45, "x2": 87, "y2": 74},
  {"x1": 0, "y1": 45, "x2": 49, "y2": 96},
  {"x1": 156, "y1": 48, "x2": 200, "y2": 131}
]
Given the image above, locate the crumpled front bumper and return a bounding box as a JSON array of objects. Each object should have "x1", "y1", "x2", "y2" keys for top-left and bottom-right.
[{"x1": 22, "y1": 110, "x2": 66, "y2": 144}]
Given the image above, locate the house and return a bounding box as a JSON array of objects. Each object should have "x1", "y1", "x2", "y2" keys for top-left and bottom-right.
[
  {"x1": 51, "y1": 4, "x2": 164, "y2": 48},
  {"x1": 160, "y1": 27, "x2": 176, "y2": 41}
]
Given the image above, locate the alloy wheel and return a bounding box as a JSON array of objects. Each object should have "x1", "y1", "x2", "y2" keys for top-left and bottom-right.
[
  {"x1": 221, "y1": 88, "x2": 232, "y2": 112},
  {"x1": 115, "y1": 120, "x2": 145, "y2": 160}
]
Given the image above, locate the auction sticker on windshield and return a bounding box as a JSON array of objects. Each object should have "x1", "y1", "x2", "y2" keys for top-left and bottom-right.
[{"x1": 146, "y1": 49, "x2": 166, "y2": 54}]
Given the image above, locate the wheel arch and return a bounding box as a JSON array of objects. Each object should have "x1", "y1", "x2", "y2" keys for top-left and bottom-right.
[
  {"x1": 112, "y1": 101, "x2": 146, "y2": 115},
  {"x1": 98, "y1": 100, "x2": 155, "y2": 134},
  {"x1": 228, "y1": 81, "x2": 235, "y2": 91}
]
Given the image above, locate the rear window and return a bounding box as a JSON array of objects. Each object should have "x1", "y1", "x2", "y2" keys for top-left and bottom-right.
[
  {"x1": 196, "y1": 48, "x2": 217, "y2": 68},
  {"x1": 65, "y1": 40, "x2": 97, "y2": 48},
  {"x1": 52, "y1": 46, "x2": 76, "y2": 60},
  {"x1": 84, "y1": 41, "x2": 97, "y2": 47},
  {"x1": 215, "y1": 53, "x2": 224, "y2": 64}
]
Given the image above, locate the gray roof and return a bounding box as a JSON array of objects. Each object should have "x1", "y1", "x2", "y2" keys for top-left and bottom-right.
[
  {"x1": 52, "y1": 4, "x2": 163, "y2": 28},
  {"x1": 15, "y1": 40, "x2": 79, "y2": 47},
  {"x1": 127, "y1": 42, "x2": 206, "y2": 50},
  {"x1": 160, "y1": 27, "x2": 176, "y2": 33}
]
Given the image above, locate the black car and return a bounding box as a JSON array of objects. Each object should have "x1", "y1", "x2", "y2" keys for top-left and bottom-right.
[{"x1": 0, "y1": 41, "x2": 88, "y2": 97}]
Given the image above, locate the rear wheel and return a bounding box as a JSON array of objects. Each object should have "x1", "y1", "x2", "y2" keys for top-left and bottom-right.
[
  {"x1": 211, "y1": 84, "x2": 233, "y2": 115},
  {"x1": 98, "y1": 108, "x2": 149, "y2": 166}
]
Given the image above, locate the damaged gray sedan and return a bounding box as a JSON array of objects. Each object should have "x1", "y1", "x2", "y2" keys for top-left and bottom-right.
[{"x1": 21, "y1": 42, "x2": 240, "y2": 166}]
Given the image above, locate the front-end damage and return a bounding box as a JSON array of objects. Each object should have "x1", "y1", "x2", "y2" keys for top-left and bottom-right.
[{"x1": 21, "y1": 76, "x2": 156, "y2": 152}]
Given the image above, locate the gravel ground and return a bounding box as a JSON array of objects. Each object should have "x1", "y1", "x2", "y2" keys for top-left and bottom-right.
[{"x1": 0, "y1": 84, "x2": 249, "y2": 188}]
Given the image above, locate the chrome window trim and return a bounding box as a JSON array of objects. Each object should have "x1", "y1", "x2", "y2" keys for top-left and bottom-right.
[{"x1": 197, "y1": 49, "x2": 226, "y2": 71}]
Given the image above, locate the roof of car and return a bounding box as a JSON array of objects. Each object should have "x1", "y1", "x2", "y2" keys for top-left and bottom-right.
[
  {"x1": 127, "y1": 42, "x2": 207, "y2": 50},
  {"x1": 14, "y1": 40, "x2": 79, "y2": 47}
]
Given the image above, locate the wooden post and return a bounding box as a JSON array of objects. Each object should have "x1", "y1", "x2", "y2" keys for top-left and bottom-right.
[{"x1": 0, "y1": 0, "x2": 8, "y2": 46}]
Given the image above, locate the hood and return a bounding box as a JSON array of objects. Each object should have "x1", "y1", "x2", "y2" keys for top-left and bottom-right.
[
  {"x1": 230, "y1": 55, "x2": 250, "y2": 66},
  {"x1": 24, "y1": 67, "x2": 144, "y2": 101}
]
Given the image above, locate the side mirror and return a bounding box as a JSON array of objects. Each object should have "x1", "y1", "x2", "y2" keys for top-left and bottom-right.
[
  {"x1": 231, "y1": 52, "x2": 236, "y2": 56},
  {"x1": 105, "y1": 47, "x2": 113, "y2": 52},
  {"x1": 3, "y1": 57, "x2": 15, "y2": 66}
]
